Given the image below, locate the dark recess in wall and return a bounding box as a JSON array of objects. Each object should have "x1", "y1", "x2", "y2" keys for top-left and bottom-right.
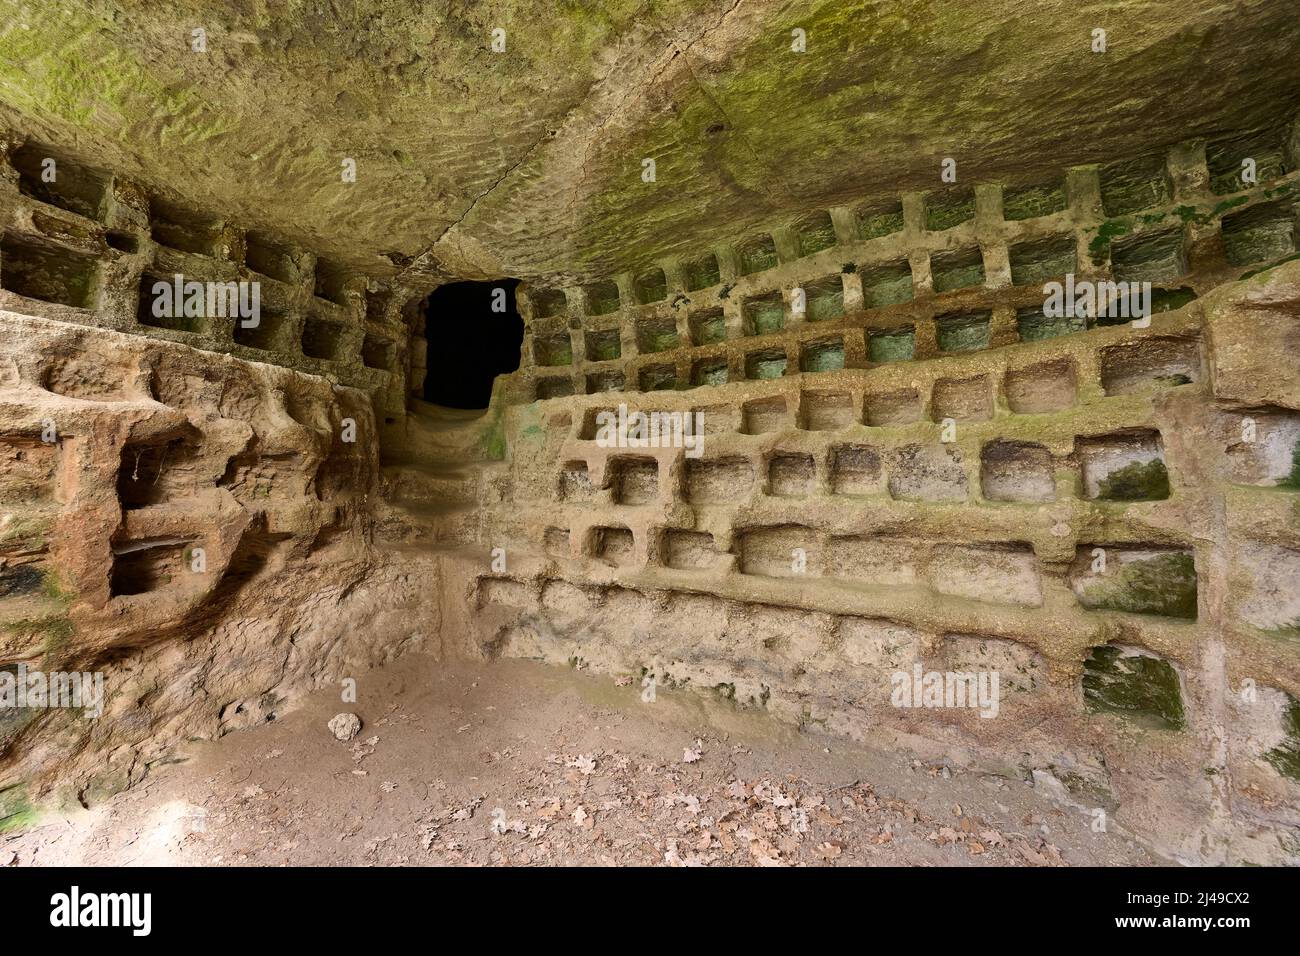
[{"x1": 422, "y1": 279, "x2": 523, "y2": 409}]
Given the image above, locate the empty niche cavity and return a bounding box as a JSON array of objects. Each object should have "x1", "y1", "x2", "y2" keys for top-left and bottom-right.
[
  {"x1": 584, "y1": 327, "x2": 621, "y2": 362},
  {"x1": 867, "y1": 326, "x2": 915, "y2": 363},
  {"x1": 929, "y1": 544, "x2": 1043, "y2": 608},
  {"x1": 1070, "y1": 546, "x2": 1197, "y2": 620},
  {"x1": 1015, "y1": 305, "x2": 1084, "y2": 342},
  {"x1": 531, "y1": 288, "x2": 567, "y2": 319},
  {"x1": 1078, "y1": 430, "x2": 1169, "y2": 501},
  {"x1": 744, "y1": 348, "x2": 787, "y2": 380},
  {"x1": 1082, "y1": 644, "x2": 1185, "y2": 729},
  {"x1": 864, "y1": 387, "x2": 921, "y2": 426},
  {"x1": 799, "y1": 338, "x2": 845, "y2": 374},
  {"x1": 1002, "y1": 180, "x2": 1067, "y2": 221},
  {"x1": 12, "y1": 143, "x2": 108, "y2": 221},
  {"x1": 799, "y1": 390, "x2": 855, "y2": 430},
  {"x1": 931, "y1": 375, "x2": 992, "y2": 423},
  {"x1": 795, "y1": 211, "x2": 837, "y2": 258},
  {"x1": 1099, "y1": 154, "x2": 1171, "y2": 217},
  {"x1": 584, "y1": 280, "x2": 620, "y2": 316},
  {"x1": 1111, "y1": 228, "x2": 1186, "y2": 285},
  {"x1": 1206, "y1": 127, "x2": 1290, "y2": 196},
  {"x1": 1004, "y1": 359, "x2": 1076, "y2": 414},
  {"x1": 691, "y1": 356, "x2": 729, "y2": 387},
  {"x1": 826, "y1": 536, "x2": 922, "y2": 586},
  {"x1": 856, "y1": 197, "x2": 904, "y2": 240},
  {"x1": 860, "y1": 259, "x2": 913, "y2": 308},
  {"x1": 889, "y1": 444, "x2": 968, "y2": 501},
  {"x1": 149, "y1": 198, "x2": 222, "y2": 257},
  {"x1": 1, "y1": 235, "x2": 99, "y2": 309},
  {"x1": 110, "y1": 537, "x2": 194, "y2": 597},
  {"x1": 801, "y1": 275, "x2": 844, "y2": 323},
  {"x1": 768, "y1": 452, "x2": 815, "y2": 497},
  {"x1": 536, "y1": 375, "x2": 575, "y2": 400},
  {"x1": 636, "y1": 315, "x2": 679, "y2": 354},
  {"x1": 1220, "y1": 200, "x2": 1298, "y2": 267},
  {"x1": 934, "y1": 311, "x2": 991, "y2": 354},
  {"x1": 743, "y1": 292, "x2": 785, "y2": 335},
  {"x1": 686, "y1": 456, "x2": 754, "y2": 503},
  {"x1": 638, "y1": 363, "x2": 679, "y2": 391},
  {"x1": 362, "y1": 334, "x2": 395, "y2": 371},
  {"x1": 232, "y1": 305, "x2": 286, "y2": 351},
  {"x1": 612, "y1": 457, "x2": 659, "y2": 505},
  {"x1": 930, "y1": 247, "x2": 985, "y2": 293},
  {"x1": 742, "y1": 396, "x2": 787, "y2": 434},
  {"x1": 313, "y1": 259, "x2": 351, "y2": 306},
  {"x1": 925, "y1": 187, "x2": 976, "y2": 232},
  {"x1": 302, "y1": 315, "x2": 345, "y2": 361},
  {"x1": 981, "y1": 440, "x2": 1055, "y2": 503},
  {"x1": 689, "y1": 307, "x2": 726, "y2": 346},
  {"x1": 664, "y1": 529, "x2": 723, "y2": 570},
  {"x1": 1099, "y1": 337, "x2": 1200, "y2": 395},
  {"x1": 586, "y1": 370, "x2": 626, "y2": 393},
  {"x1": 683, "y1": 253, "x2": 721, "y2": 291},
  {"x1": 739, "y1": 233, "x2": 778, "y2": 275},
  {"x1": 593, "y1": 527, "x2": 635, "y2": 566},
  {"x1": 692, "y1": 403, "x2": 740, "y2": 436},
  {"x1": 1009, "y1": 235, "x2": 1077, "y2": 286},
  {"x1": 738, "y1": 525, "x2": 816, "y2": 577},
  {"x1": 558, "y1": 462, "x2": 593, "y2": 501},
  {"x1": 245, "y1": 233, "x2": 297, "y2": 283},
  {"x1": 634, "y1": 267, "x2": 667, "y2": 304},
  {"x1": 830, "y1": 443, "x2": 882, "y2": 495},
  {"x1": 533, "y1": 332, "x2": 573, "y2": 367},
  {"x1": 1220, "y1": 407, "x2": 1300, "y2": 487}
]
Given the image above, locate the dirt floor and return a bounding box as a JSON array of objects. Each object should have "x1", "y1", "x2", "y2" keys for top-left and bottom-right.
[{"x1": 2, "y1": 656, "x2": 1160, "y2": 866}]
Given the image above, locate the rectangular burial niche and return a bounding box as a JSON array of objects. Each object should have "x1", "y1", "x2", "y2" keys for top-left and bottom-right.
[
  {"x1": 1221, "y1": 200, "x2": 1298, "y2": 267},
  {"x1": 742, "y1": 396, "x2": 788, "y2": 434},
  {"x1": 1099, "y1": 336, "x2": 1200, "y2": 395},
  {"x1": 663, "y1": 530, "x2": 723, "y2": 570},
  {"x1": 794, "y1": 211, "x2": 837, "y2": 258},
  {"x1": 1015, "y1": 305, "x2": 1084, "y2": 342},
  {"x1": 536, "y1": 375, "x2": 575, "y2": 399},
  {"x1": 423, "y1": 279, "x2": 523, "y2": 409},
  {"x1": 245, "y1": 232, "x2": 296, "y2": 283},
  {"x1": 633, "y1": 266, "x2": 667, "y2": 304},
  {"x1": 1009, "y1": 235, "x2": 1077, "y2": 285},
  {"x1": 981, "y1": 440, "x2": 1055, "y2": 502},
  {"x1": 1099, "y1": 153, "x2": 1172, "y2": 216},
  {"x1": 801, "y1": 275, "x2": 845, "y2": 323},
  {"x1": 586, "y1": 369, "x2": 625, "y2": 393},
  {"x1": 856, "y1": 196, "x2": 905, "y2": 240},
  {"x1": 925, "y1": 187, "x2": 976, "y2": 231},
  {"x1": 611, "y1": 457, "x2": 659, "y2": 505},
  {"x1": 110, "y1": 537, "x2": 193, "y2": 597},
  {"x1": 1002, "y1": 179, "x2": 1067, "y2": 221},
  {"x1": 11, "y1": 142, "x2": 109, "y2": 221},
  {"x1": 532, "y1": 331, "x2": 573, "y2": 366},
  {"x1": 585, "y1": 327, "x2": 622, "y2": 362},
  {"x1": 688, "y1": 307, "x2": 726, "y2": 346},
  {"x1": 593, "y1": 526, "x2": 635, "y2": 566},
  {"x1": 1206, "y1": 126, "x2": 1291, "y2": 196},
  {"x1": 148, "y1": 197, "x2": 223, "y2": 257},
  {"x1": 860, "y1": 259, "x2": 914, "y2": 308},
  {"x1": 691, "y1": 356, "x2": 729, "y2": 387},
  {"x1": 799, "y1": 337, "x2": 846, "y2": 373},
  {"x1": 685, "y1": 456, "x2": 754, "y2": 504},
  {"x1": 530, "y1": 287, "x2": 567, "y2": 319},
  {"x1": 864, "y1": 387, "x2": 922, "y2": 426},
  {"x1": 302, "y1": 314, "x2": 346, "y2": 361},
  {"x1": 558, "y1": 461, "x2": 593, "y2": 502},
  {"x1": 638, "y1": 363, "x2": 679, "y2": 391},
  {"x1": 683, "y1": 252, "x2": 721, "y2": 291},
  {"x1": 744, "y1": 347, "x2": 788, "y2": 380},
  {"x1": 930, "y1": 247, "x2": 985, "y2": 293},
  {"x1": 1, "y1": 234, "x2": 99, "y2": 309},
  {"x1": 583, "y1": 280, "x2": 620, "y2": 316},
  {"x1": 232, "y1": 304, "x2": 286, "y2": 351},
  {"x1": 1078, "y1": 429, "x2": 1170, "y2": 501},
  {"x1": 1110, "y1": 228, "x2": 1186, "y2": 285},
  {"x1": 635, "y1": 315, "x2": 679, "y2": 354},
  {"x1": 743, "y1": 291, "x2": 785, "y2": 335},
  {"x1": 768, "y1": 452, "x2": 815, "y2": 497},
  {"x1": 934, "y1": 310, "x2": 991, "y2": 354},
  {"x1": 313, "y1": 258, "x2": 351, "y2": 306},
  {"x1": 829, "y1": 443, "x2": 882, "y2": 495},
  {"x1": 1070, "y1": 547, "x2": 1197, "y2": 620},
  {"x1": 867, "y1": 326, "x2": 915, "y2": 363},
  {"x1": 799, "y1": 389, "x2": 855, "y2": 430},
  {"x1": 362, "y1": 333, "x2": 395, "y2": 371},
  {"x1": 1004, "y1": 358, "x2": 1077, "y2": 414},
  {"x1": 931, "y1": 375, "x2": 992, "y2": 422},
  {"x1": 739, "y1": 233, "x2": 779, "y2": 275}
]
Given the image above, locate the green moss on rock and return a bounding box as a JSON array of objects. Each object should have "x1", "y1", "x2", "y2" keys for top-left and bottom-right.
[
  {"x1": 1083, "y1": 645, "x2": 1185, "y2": 730},
  {"x1": 1096, "y1": 459, "x2": 1170, "y2": 501},
  {"x1": 1079, "y1": 552, "x2": 1198, "y2": 619},
  {"x1": 1264, "y1": 696, "x2": 1300, "y2": 780}
]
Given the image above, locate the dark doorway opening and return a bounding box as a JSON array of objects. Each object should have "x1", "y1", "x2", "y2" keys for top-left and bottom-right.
[{"x1": 422, "y1": 279, "x2": 524, "y2": 409}]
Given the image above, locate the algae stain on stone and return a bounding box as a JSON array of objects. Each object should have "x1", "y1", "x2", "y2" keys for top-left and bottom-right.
[
  {"x1": 1096, "y1": 459, "x2": 1170, "y2": 501},
  {"x1": 1082, "y1": 645, "x2": 1185, "y2": 731},
  {"x1": 1263, "y1": 696, "x2": 1300, "y2": 781}
]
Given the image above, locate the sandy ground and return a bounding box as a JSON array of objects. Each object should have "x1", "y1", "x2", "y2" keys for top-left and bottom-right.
[{"x1": 3, "y1": 655, "x2": 1159, "y2": 866}]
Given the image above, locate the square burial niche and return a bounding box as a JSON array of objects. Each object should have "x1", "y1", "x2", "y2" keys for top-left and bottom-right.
[
  {"x1": 1078, "y1": 430, "x2": 1170, "y2": 501},
  {"x1": 830, "y1": 443, "x2": 883, "y2": 495},
  {"x1": 856, "y1": 197, "x2": 905, "y2": 240},
  {"x1": 584, "y1": 280, "x2": 621, "y2": 316},
  {"x1": 110, "y1": 537, "x2": 195, "y2": 598},
  {"x1": 1, "y1": 235, "x2": 99, "y2": 309},
  {"x1": 313, "y1": 258, "x2": 351, "y2": 307},
  {"x1": 1002, "y1": 179, "x2": 1067, "y2": 221},
  {"x1": 799, "y1": 389, "x2": 855, "y2": 430},
  {"x1": 689, "y1": 307, "x2": 726, "y2": 346},
  {"x1": 136, "y1": 271, "x2": 204, "y2": 333},
  {"x1": 981, "y1": 440, "x2": 1055, "y2": 503},
  {"x1": 362, "y1": 333, "x2": 395, "y2": 371},
  {"x1": 1004, "y1": 358, "x2": 1077, "y2": 414},
  {"x1": 685, "y1": 456, "x2": 754, "y2": 504},
  {"x1": 531, "y1": 287, "x2": 567, "y2": 319},
  {"x1": 1207, "y1": 127, "x2": 1291, "y2": 196},
  {"x1": 244, "y1": 232, "x2": 297, "y2": 283},
  {"x1": 633, "y1": 267, "x2": 667, "y2": 305},
  {"x1": 889, "y1": 443, "x2": 968, "y2": 501},
  {"x1": 801, "y1": 275, "x2": 845, "y2": 323},
  {"x1": 934, "y1": 310, "x2": 991, "y2": 354},
  {"x1": 741, "y1": 396, "x2": 788, "y2": 434},
  {"x1": 149, "y1": 198, "x2": 223, "y2": 257},
  {"x1": 1220, "y1": 407, "x2": 1300, "y2": 487},
  {"x1": 536, "y1": 375, "x2": 576, "y2": 400},
  {"x1": 864, "y1": 387, "x2": 922, "y2": 426},
  {"x1": 1015, "y1": 305, "x2": 1085, "y2": 342},
  {"x1": 635, "y1": 315, "x2": 680, "y2": 354},
  {"x1": 931, "y1": 375, "x2": 992, "y2": 423},
  {"x1": 558, "y1": 461, "x2": 594, "y2": 502},
  {"x1": 638, "y1": 363, "x2": 679, "y2": 391},
  {"x1": 301, "y1": 315, "x2": 346, "y2": 361},
  {"x1": 611, "y1": 457, "x2": 659, "y2": 505},
  {"x1": 743, "y1": 291, "x2": 785, "y2": 335},
  {"x1": 683, "y1": 252, "x2": 721, "y2": 292},
  {"x1": 593, "y1": 526, "x2": 635, "y2": 566},
  {"x1": 744, "y1": 347, "x2": 788, "y2": 380},
  {"x1": 860, "y1": 259, "x2": 913, "y2": 309},
  {"x1": 232, "y1": 305, "x2": 287, "y2": 351},
  {"x1": 739, "y1": 233, "x2": 779, "y2": 275},
  {"x1": 1099, "y1": 154, "x2": 1172, "y2": 217},
  {"x1": 691, "y1": 356, "x2": 729, "y2": 387},
  {"x1": 930, "y1": 247, "x2": 985, "y2": 293},
  {"x1": 663, "y1": 530, "x2": 725, "y2": 571},
  {"x1": 799, "y1": 338, "x2": 845, "y2": 373},
  {"x1": 1070, "y1": 547, "x2": 1197, "y2": 620},
  {"x1": 795, "y1": 211, "x2": 837, "y2": 258},
  {"x1": 1221, "y1": 200, "x2": 1298, "y2": 267},
  {"x1": 768, "y1": 452, "x2": 815, "y2": 497},
  {"x1": 12, "y1": 143, "x2": 109, "y2": 221},
  {"x1": 1111, "y1": 228, "x2": 1186, "y2": 285},
  {"x1": 586, "y1": 370, "x2": 626, "y2": 394},
  {"x1": 925, "y1": 187, "x2": 976, "y2": 232},
  {"x1": 1009, "y1": 235, "x2": 1077, "y2": 286},
  {"x1": 867, "y1": 326, "x2": 915, "y2": 363},
  {"x1": 1099, "y1": 336, "x2": 1200, "y2": 395},
  {"x1": 584, "y1": 327, "x2": 622, "y2": 362}
]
